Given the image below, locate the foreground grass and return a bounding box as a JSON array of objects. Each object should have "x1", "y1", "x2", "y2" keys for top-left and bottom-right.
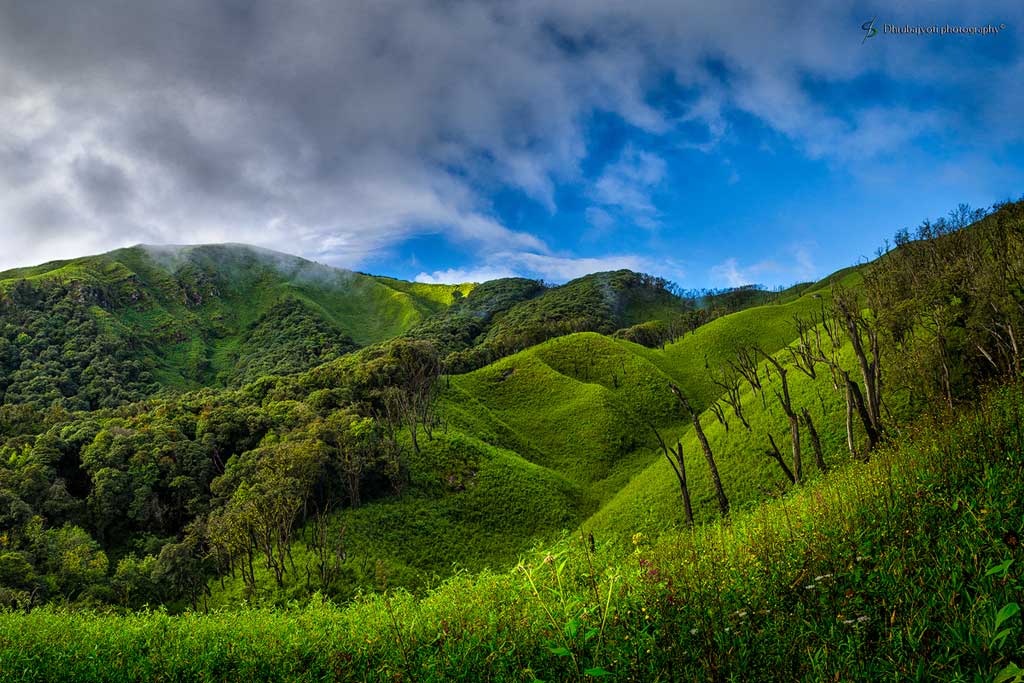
[{"x1": 3, "y1": 385, "x2": 1024, "y2": 681}]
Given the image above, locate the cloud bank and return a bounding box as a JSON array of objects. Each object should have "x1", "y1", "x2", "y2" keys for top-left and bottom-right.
[{"x1": 0, "y1": 1, "x2": 1020, "y2": 278}]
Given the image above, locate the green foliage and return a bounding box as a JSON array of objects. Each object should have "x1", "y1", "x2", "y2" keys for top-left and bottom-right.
[
  {"x1": 0, "y1": 279, "x2": 157, "y2": 410},
  {"x1": 0, "y1": 244, "x2": 466, "y2": 408},
  {"x1": 2, "y1": 198, "x2": 1024, "y2": 680},
  {"x1": 3, "y1": 382, "x2": 1024, "y2": 680},
  {"x1": 404, "y1": 277, "x2": 544, "y2": 361},
  {"x1": 479, "y1": 270, "x2": 689, "y2": 359},
  {"x1": 222, "y1": 298, "x2": 357, "y2": 386}
]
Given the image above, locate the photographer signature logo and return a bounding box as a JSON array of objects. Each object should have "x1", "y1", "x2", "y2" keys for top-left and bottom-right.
[
  {"x1": 862, "y1": 17, "x2": 878, "y2": 43},
  {"x1": 861, "y1": 17, "x2": 1006, "y2": 42}
]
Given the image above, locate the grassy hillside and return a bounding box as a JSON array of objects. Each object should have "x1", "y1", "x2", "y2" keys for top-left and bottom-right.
[
  {"x1": 0, "y1": 245, "x2": 877, "y2": 608},
  {"x1": 406, "y1": 269, "x2": 700, "y2": 374},
  {"x1": 206, "y1": 270, "x2": 878, "y2": 602},
  {"x1": 631, "y1": 267, "x2": 862, "y2": 413},
  {"x1": 3, "y1": 198, "x2": 1022, "y2": 677},
  {"x1": 4, "y1": 380, "x2": 1021, "y2": 681}
]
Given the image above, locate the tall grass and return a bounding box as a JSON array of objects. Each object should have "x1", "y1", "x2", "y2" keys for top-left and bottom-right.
[{"x1": 3, "y1": 383, "x2": 1023, "y2": 681}]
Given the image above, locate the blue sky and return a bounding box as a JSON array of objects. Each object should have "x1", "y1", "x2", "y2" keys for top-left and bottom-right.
[{"x1": 1, "y1": 1, "x2": 1022, "y2": 289}]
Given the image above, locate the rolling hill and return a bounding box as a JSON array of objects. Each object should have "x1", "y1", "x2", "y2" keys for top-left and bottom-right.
[{"x1": 3, "y1": 198, "x2": 1021, "y2": 625}]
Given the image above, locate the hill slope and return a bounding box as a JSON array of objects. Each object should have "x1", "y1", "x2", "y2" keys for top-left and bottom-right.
[{"x1": 0, "y1": 244, "x2": 471, "y2": 408}]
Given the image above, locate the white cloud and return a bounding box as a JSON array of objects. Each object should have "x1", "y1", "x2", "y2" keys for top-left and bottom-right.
[
  {"x1": 710, "y1": 257, "x2": 746, "y2": 288},
  {"x1": 589, "y1": 146, "x2": 668, "y2": 230},
  {"x1": 710, "y1": 245, "x2": 817, "y2": 288},
  {"x1": 414, "y1": 265, "x2": 520, "y2": 285},
  {"x1": 415, "y1": 250, "x2": 676, "y2": 284},
  {"x1": 0, "y1": 0, "x2": 1020, "y2": 273}
]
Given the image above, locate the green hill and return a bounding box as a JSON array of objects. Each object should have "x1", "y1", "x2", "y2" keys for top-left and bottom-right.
[
  {"x1": 200, "y1": 268, "x2": 875, "y2": 602},
  {"x1": 2, "y1": 198, "x2": 1022, "y2": 654},
  {"x1": 0, "y1": 244, "x2": 471, "y2": 408},
  {"x1": 405, "y1": 269, "x2": 698, "y2": 373}
]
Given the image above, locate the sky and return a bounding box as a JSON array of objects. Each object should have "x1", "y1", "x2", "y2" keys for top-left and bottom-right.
[{"x1": 1, "y1": 2, "x2": 1022, "y2": 289}]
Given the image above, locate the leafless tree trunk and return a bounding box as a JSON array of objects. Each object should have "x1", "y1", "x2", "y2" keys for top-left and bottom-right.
[
  {"x1": 844, "y1": 370, "x2": 879, "y2": 452},
  {"x1": 801, "y1": 407, "x2": 828, "y2": 474},
  {"x1": 757, "y1": 349, "x2": 802, "y2": 485},
  {"x1": 709, "y1": 400, "x2": 729, "y2": 432},
  {"x1": 806, "y1": 302, "x2": 878, "y2": 456},
  {"x1": 834, "y1": 286, "x2": 882, "y2": 435},
  {"x1": 766, "y1": 433, "x2": 796, "y2": 484},
  {"x1": 669, "y1": 384, "x2": 729, "y2": 516},
  {"x1": 844, "y1": 379, "x2": 856, "y2": 457},
  {"x1": 729, "y1": 347, "x2": 765, "y2": 408},
  {"x1": 650, "y1": 425, "x2": 693, "y2": 526},
  {"x1": 709, "y1": 368, "x2": 751, "y2": 431}
]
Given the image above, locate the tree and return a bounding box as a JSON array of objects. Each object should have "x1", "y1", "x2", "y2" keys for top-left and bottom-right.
[
  {"x1": 799, "y1": 301, "x2": 879, "y2": 456},
  {"x1": 756, "y1": 347, "x2": 803, "y2": 485},
  {"x1": 709, "y1": 368, "x2": 751, "y2": 431},
  {"x1": 317, "y1": 410, "x2": 379, "y2": 509},
  {"x1": 833, "y1": 285, "x2": 883, "y2": 441},
  {"x1": 113, "y1": 553, "x2": 163, "y2": 608},
  {"x1": 765, "y1": 434, "x2": 795, "y2": 484},
  {"x1": 153, "y1": 520, "x2": 210, "y2": 611},
  {"x1": 650, "y1": 425, "x2": 693, "y2": 526},
  {"x1": 669, "y1": 384, "x2": 729, "y2": 516},
  {"x1": 360, "y1": 339, "x2": 442, "y2": 494}
]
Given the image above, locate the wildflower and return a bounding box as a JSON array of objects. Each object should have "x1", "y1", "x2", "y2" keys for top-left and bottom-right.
[
  {"x1": 689, "y1": 628, "x2": 698, "y2": 635},
  {"x1": 856, "y1": 615, "x2": 869, "y2": 623},
  {"x1": 805, "y1": 585, "x2": 816, "y2": 590},
  {"x1": 813, "y1": 574, "x2": 833, "y2": 582}
]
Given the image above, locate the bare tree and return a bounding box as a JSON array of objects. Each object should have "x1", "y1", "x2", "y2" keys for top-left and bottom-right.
[
  {"x1": 755, "y1": 348, "x2": 803, "y2": 484},
  {"x1": 650, "y1": 424, "x2": 693, "y2": 526},
  {"x1": 789, "y1": 315, "x2": 819, "y2": 380},
  {"x1": 669, "y1": 384, "x2": 729, "y2": 516},
  {"x1": 802, "y1": 301, "x2": 879, "y2": 456},
  {"x1": 709, "y1": 367, "x2": 751, "y2": 431},
  {"x1": 833, "y1": 285, "x2": 883, "y2": 437},
  {"x1": 766, "y1": 433, "x2": 796, "y2": 484},
  {"x1": 728, "y1": 347, "x2": 765, "y2": 408},
  {"x1": 709, "y1": 400, "x2": 729, "y2": 432},
  {"x1": 801, "y1": 407, "x2": 828, "y2": 474}
]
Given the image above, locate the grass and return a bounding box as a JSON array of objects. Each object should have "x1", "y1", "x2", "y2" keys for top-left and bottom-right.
[
  {"x1": 3, "y1": 381, "x2": 1022, "y2": 681},
  {"x1": 450, "y1": 333, "x2": 677, "y2": 494},
  {"x1": 636, "y1": 268, "x2": 862, "y2": 412},
  {"x1": 199, "y1": 278, "x2": 883, "y2": 604},
  {"x1": 199, "y1": 301, "x2": 850, "y2": 605},
  {"x1": 206, "y1": 431, "x2": 587, "y2": 605},
  {"x1": 587, "y1": 337, "x2": 874, "y2": 538}
]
